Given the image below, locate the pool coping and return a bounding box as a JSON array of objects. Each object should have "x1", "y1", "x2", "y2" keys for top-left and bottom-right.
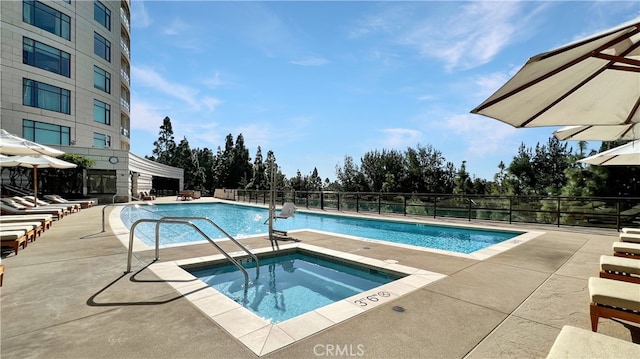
[
  {"x1": 148, "y1": 242, "x2": 447, "y2": 356},
  {"x1": 109, "y1": 204, "x2": 545, "y2": 260}
]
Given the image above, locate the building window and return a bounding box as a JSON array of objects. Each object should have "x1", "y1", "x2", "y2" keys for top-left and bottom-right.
[
  {"x1": 23, "y1": 119, "x2": 70, "y2": 146},
  {"x1": 23, "y1": 0, "x2": 71, "y2": 40},
  {"x1": 94, "y1": 1, "x2": 110, "y2": 30},
  {"x1": 94, "y1": 66, "x2": 111, "y2": 93},
  {"x1": 23, "y1": 37, "x2": 70, "y2": 77},
  {"x1": 93, "y1": 132, "x2": 111, "y2": 148},
  {"x1": 93, "y1": 99, "x2": 111, "y2": 125},
  {"x1": 23, "y1": 78, "x2": 70, "y2": 114},
  {"x1": 88, "y1": 170, "x2": 117, "y2": 194},
  {"x1": 94, "y1": 32, "x2": 111, "y2": 62}
]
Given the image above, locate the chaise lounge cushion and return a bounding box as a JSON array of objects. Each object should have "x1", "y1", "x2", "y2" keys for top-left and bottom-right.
[
  {"x1": 546, "y1": 325, "x2": 640, "y2": 359},
  {"x1": 589, "y1": 277, "x2": 640, "y2": 312},
  {"x1": 601, "y1": 255, "x2": 640, "y2": 276},
  {"x1": 622, "y1": 228, "x2": 640, "y2": 235},
  {"x1": 620, "y1": 233, "x2": 640, "y2": 243},
  {"x1": 613, "y1": 241, "x2": 640, "y2": 256}
]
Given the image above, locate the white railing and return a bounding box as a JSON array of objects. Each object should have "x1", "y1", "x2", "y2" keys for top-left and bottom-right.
[
  {"x1": 120, "y1": 7, "x2": 130, "y2": 32},
  {"x1": 120, "y1": 38, "x2": 130, "y2": 58},
  {"x1": 120, "y1": 68, "x2": 130, "y2": 84},
  {"x1": 120, "y1": 98, "x2": 130, "y2": 112}
]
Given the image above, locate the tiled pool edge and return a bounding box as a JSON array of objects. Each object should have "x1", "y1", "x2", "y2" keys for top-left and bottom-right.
[{"x1": 148, "y1": 243, "x2": 447, "y2": 356}]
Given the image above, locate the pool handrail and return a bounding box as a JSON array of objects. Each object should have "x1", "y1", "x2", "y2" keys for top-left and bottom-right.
[
  {"x1": 160, "y1": 216, "x2": 260, "y2": 280},
  {"x1": 101, "y1": 200, "x2": 154, "y2": 232},
  {"x1": 126, "y1": 218, "x2": 251, "y2": 299}
]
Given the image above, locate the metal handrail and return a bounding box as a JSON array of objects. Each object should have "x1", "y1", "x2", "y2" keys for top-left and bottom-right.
[
  {"x1": 161, "y1": 216, "x2": 259, "y2": 280},
  {"x1": 126, "y1": 218, "x2": 251, "y2": 299}
]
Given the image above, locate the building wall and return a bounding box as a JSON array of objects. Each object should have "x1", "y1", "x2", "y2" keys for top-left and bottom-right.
[{"x1": 1, "y1": 1, "x2": 183, "y2": 202}]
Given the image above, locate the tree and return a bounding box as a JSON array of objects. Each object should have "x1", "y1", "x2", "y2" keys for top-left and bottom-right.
[
  {"x1": 148, "y1": 116, "x2": 177, "y2": 166},
  {"x1": 231, "y1": 134, "x2": 252, "y2": 188},
  {"x1": 453, "y1": 161, "x2": 473, "y2": 195},
  {"x1": 249, "y1": 146, "x2": 267, "y2": 190},
  {"x1": 175, "y1": 137, "x2": 205, "y2": 190}
]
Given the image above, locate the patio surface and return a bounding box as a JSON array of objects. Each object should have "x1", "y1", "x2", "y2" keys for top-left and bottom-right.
[{"x1": 1, "y1": 197, "x2": 639, "y2": 358}]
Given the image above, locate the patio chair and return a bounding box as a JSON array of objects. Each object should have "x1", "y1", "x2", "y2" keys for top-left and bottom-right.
[
  {"x1": 612, "y1": 241, "x2": 640, "y2": 258},
  {"x1": 588, "y1": 277, "x2": 640, "y2": 332},
  {"x1": 622, "y1": 228, "x2": 640, "y2": 235},
  {"x1": 0, "y1": 230, "x2": 28, "y2": 255},
  {"x1": 22, "y1": 196, "x2": 80, "y2": 213},
  {"x1": 0, "y1": 214, "x2": 53, "y2": 229},
  {"x1": 9, "y1": 197, "x2": 72, "y2": 215},
  {"x1": 0, "y1": 222, "x2": 43, "y2": 242},
  {"x1": 0, "y1": 201, "x2": 64, "y2": 220},
  {"x1": 140, "y1": 192, "x2": 155, "y2": 200},
  {"x1": 599, "y1": 255, "x2": 640, "y2": 284},
  {"x1": 43, "y1": 194, "x2": 94, "y2": 208},
  {"x1": 620, "y1": 232, "x2": 640, "y2": 243},
  {"x1": 546, "y1": 325, "x2": 640, "y2": 358}
]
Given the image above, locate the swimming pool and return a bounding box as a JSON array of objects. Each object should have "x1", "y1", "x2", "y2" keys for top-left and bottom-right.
[
  {"x1": 120, "y1": 202, "x2": 523, "y2": 254},
  {"x1": 188, "y1": 250, "x2": 402, "y2": 323}
]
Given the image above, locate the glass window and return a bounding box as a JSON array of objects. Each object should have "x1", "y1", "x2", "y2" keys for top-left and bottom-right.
[
  {"x1": 94, "y1": 0, "x2": 110, "y2": 30},
  {"x1": 23, "y1": 119, "x2": 70, "y2": 146},
  {"x1": 93, "y1": 132, "x2": 111, "y2": 148},
  {"x1": 93, "y1": 99, "x2": 111, "y2": 125},
  {"x1": 88, "y1": 170, "x2": 117, "y2": 194},
  {"x1": 23, "y1": 78, "x2": 71, "y2": 114},
  {"x1": 93, "y1": 66, "x2": 111, "y2": 93},
  {"x1": 23, "y1": 0, "x2": 71, "y2": 40},
  {"x1": 23, "y1": 37, "x2": 70, "y2": 77},
  {"x1": 94, "y1": 32, "x2": 111, "y2": 62}
]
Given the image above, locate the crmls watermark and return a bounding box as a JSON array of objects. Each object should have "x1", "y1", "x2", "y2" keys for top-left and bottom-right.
[{"x1": 313, "y1": 344, "x2": 365, "y2": 357}]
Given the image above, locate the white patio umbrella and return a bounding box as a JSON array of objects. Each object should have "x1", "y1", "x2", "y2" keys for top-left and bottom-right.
[
  {"x1": 470, "y1": 17, "x2": 640, "y2": 128},
  {"x1": 578, "y1": 140, "x2": 640, "y2": 166},
  {"x1": 0, "y1": 129, "x2": 65, "y2": 156},
  {"x1": 553, "y1": 124, "x2": 640, "y2": 141},
  {"x1": 0, "y1": 155, "x2": 77, "y2": 206}
]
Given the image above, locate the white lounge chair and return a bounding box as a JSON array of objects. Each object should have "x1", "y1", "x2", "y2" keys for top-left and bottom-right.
[
  {"x1": 600, "y1": 255, "x2": 640, "y2": 284},
  {"x1": 43, "y1": 194, "x2": 94, "y2": 208},
  {"x1": 588, "y1": 277, "x2": 640, "y2": 332},
  {"x1": 0, "y1": 201, "x2": 64, "y2": 220},
  {"x1": 546, "y1": 325, "x2": 640, "y2": 358}
]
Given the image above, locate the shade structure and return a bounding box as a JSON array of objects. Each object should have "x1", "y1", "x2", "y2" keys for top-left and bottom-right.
[
  {"x1": 578, "y1": 140, "x2": 640, "y2": 166},
  {"x1": 0, "y1": 129, "x2": 65, "y2": 156},
  {"x1": 553, "y1": 124, "x2": 640, "y2": 141},
  {"x1": 470, "y1": 17, "x2": 640, "y2": 128},
  {"x1": 0, "y1": 155, "x2": 77, "y2": 206}
]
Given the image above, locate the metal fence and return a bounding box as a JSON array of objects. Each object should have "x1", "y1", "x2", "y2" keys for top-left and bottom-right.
[{"x1": 232, "y1": 189, "x2": 640, "y2": 231}]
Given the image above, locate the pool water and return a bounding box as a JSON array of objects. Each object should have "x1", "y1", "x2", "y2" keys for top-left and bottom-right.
[
  {"x1": 121, "y1": 202, "x2": 522, "y2": 253},
  {"x1": 187, "y1": 252, "x2": 401, "y2": 323}
]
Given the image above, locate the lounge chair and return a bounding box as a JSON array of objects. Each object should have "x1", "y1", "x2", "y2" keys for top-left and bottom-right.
[
  {"x1": 0, "y1": 214, "x2": 53, "y2": 229},
  {"x1": 612, "y1": 241, "x2": 640, "y2": 258},
  {"x1": 0, "y1": 230, "x2": 28, "y2": 255},
  {"x1": 599, "y1": 255, "x2": 640, "y2": 284},
  {"x1": 21, "y1": 196, "x2": 80, "y2": 213},
  {"x1": 0, "y1": 264, "x2": 4, "y2": 286},
  {"x1": 620, "y1": 232, "x2": 640, "y2": 243},
  {"x1": 140, "y1": 192, "x2": 155, "y2": 200},
  {"x1": 588, "y1": 277, "x2": 640, "y2": 332},
  {"x1": 0, "y1": 201, "x2": 64, "y2": 220},
  {"x1": 546, "y1": 325, "x2": 640, "y2": 358},
  {"x1": 1, "y1": 222, "x2": 43, "y2": 242},
  {"x1": 622, "y1": 228, "x2": 640, "y2": 235},
  {"x1": 43, "y1": 194, "x2": 94, "y2": 209},
  {"x1": 7, "y1": 197, "x2": 71, "y2": 215}
]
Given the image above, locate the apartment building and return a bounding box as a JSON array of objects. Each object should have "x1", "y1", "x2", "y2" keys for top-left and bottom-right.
[{"x1": 1, "y1": 0, "x2": 183, "y2": 202}]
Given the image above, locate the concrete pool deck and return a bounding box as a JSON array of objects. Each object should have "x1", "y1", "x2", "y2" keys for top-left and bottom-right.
[{"x1": 1, "y1": 197, "x2": 639, "y2": 358}]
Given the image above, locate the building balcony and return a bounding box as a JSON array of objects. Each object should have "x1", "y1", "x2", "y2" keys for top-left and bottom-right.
[
  {"x1": 120, "y1": 98, "x2": 130, "y2": 112},
  {"x1": 120, "y1": 126, "x2": 130, "y2": 138},
  {"x1": 120, "y1": 7, "x2": 130, "y2": 33},
  {"x1": 120, "y1": 38, "x2": 130, "y2": 59}
]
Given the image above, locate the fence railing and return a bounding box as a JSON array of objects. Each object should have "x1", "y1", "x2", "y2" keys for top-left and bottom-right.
[{"x1": 231, "y1": 190, "x2": 640, "y2": 231}]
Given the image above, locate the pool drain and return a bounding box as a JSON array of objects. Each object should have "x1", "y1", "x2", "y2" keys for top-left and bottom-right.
[{"x1": 392, "y1": 306, "x2": 405, "y2": 313}]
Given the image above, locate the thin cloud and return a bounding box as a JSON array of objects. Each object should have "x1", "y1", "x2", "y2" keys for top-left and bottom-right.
[
  {"x1": 379, "y1": 128, "x2": 422, "y2": 148},
  {"x1": 290, "y1": 57, "x2": 329, "y2": 66},
  {"x1": 131, "y1": 66, "x2": 220, "y2": 112},
  {"x1": 130, "y1": 0, "x2": 151, "y2": 28},
  {"x1": 443, "y1": 113, "x2": 517, "y2": 156},
  {"x1": 129, "y1": 100, "x2": 167, "y2": 131},
  {"x1": 163, "y1": 18, "x2": 189, "y2": 36}
]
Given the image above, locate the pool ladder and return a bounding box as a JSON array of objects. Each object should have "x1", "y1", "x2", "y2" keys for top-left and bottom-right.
[{"x1": 125, "y1": 217, "x2": 259, "y2": 293}]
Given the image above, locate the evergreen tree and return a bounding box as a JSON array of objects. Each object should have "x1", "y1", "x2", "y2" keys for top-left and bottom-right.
[
  {"x1": 250, "y1": 146, "x2": 267, "y2": 190},
  {"x1": 148, "y1": 116, "x2": 177, "y2": 166}
]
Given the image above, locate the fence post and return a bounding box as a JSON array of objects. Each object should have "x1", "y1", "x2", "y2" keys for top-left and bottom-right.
[
  {"x1": 337, "y1": 193, "x2": 340, "y2": 211},
  {"x1": 557, "y1": 197, "x2": 561, "y2": 227},
  {"x1": 433, "y1": 197, "x2": 437, "y2": 219},
  {"x1": 616, "y1": 200, "x2": 621, "y2": 232},
  {"x1": 378, "y1": 194, "x2": 381, "y2": 214},
  {"x1": 509, "y1": 197, "x2": 513, "y2": 224},
  {"x1": 356, "y1": 193, "x2": 359, "y2": 213},
  {"x1": 403, "y1": 196, "x2": 407, "y2": 216},
  {"x1": 468, "y1": 198, "x2": 472, "y2": 222},
  {"x1": 321, "y1": 192, "x2": 324, "y2": 210}
]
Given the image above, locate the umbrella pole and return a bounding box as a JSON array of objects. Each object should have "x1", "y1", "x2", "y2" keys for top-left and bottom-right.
[{"x1": 33, "y1": 165, "x2": 38, "y2": 207}]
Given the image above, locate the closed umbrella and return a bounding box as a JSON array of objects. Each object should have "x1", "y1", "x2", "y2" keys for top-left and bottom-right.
[
  {"x1": 578, "y1": 140, "x2": 640, "y2": 166},
  {"x1": 470, "y1": 18, "x2": 640, "y2": 128},
  {"x1": 0, "y1": 129, "x2": 65, "y2": 156},
  {"x1": 0, "y1": 155, "x2": 77, "y2": 206}
]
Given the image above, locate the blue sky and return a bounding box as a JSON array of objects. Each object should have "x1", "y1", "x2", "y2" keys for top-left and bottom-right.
[{"x1": 128, "y1": 1, "x2": 639, "y2": 182}]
